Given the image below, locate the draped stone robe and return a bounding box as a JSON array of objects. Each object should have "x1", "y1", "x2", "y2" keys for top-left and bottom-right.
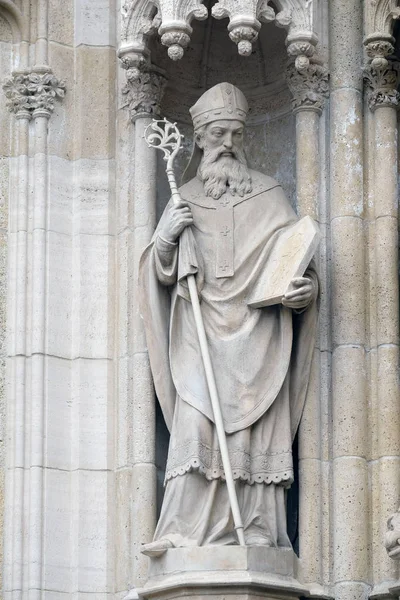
[{"x1": 139, "y1": 170, "x2": 318, "y2": 547}]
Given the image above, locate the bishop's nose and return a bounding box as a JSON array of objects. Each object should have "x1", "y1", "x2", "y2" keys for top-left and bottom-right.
[{"x1": 223, "y1": 133, "x2": 233, "y2": 149}]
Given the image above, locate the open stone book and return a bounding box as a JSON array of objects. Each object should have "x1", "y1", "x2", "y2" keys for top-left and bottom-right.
[{"x1": 247, "y1": 216, "x2": 320, "y2": 308}]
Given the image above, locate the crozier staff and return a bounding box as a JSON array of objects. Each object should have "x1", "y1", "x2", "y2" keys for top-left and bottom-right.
[{"x1": 139, "y1": 82, "x2": 319, "y2": 556}]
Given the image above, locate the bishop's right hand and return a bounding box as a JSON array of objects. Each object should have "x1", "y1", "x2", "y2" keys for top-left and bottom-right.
[{"x1": 158, "y1": 201, "x2": 194, "y2": 243}]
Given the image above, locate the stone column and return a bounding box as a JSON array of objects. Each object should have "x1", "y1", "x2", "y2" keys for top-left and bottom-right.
[
  {"x1": 2, "y1": 99, "x2": 30, "y2": 600},
  {"x1": 329, "y1": 2, "x2": 368, "y2": 600},
  {"x1": 2, "y1": 69, "x2": 65, "y2": 599},
  {"x1": 363, "y1": 36, "x2": 400, "y2": 597},
  {"x1": 117, "y1": 55, "x2": 167, "y2": 589},
  {"x1": 286, "y1": 59, "x2": 330, "y2": 596}
]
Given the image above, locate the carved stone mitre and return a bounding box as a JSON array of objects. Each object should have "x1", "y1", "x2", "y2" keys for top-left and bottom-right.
[
  {"x1": 183, "y1": 82, "x2": 249, "y2": 183},
  {"x1": 189, "y1": 82, "x2": 248, "y2": 131}
]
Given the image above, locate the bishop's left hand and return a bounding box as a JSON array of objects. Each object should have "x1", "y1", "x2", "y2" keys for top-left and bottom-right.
[{"x1": 282, "y1": 277, "x2": 316, "y2": 310}]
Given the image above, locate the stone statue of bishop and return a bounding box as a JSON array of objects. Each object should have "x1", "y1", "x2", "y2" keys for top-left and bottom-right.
[{"x1": 139, "y1": 82, "x2": 319, "y2": 556}]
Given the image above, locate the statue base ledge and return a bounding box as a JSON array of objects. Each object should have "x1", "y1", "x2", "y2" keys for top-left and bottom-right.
[
  {"x1": 129, "y1": 546, "x2": 310, "y2": 600},
  {"x1": 371, "y1": 580, "x2": 400, "y2": 599}
]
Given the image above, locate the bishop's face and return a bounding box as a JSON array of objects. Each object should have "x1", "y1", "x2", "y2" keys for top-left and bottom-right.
[
  {"x1": 196, "y1": 119, "x2": 245, "y2": 160},
  {"x1": 195, "y1": 119, "x2": 252, "y2": 200}
]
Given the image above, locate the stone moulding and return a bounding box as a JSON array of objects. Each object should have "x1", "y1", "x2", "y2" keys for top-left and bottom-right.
[
  {"x1": 3, "y1": 67, "x2": 66, "y2": 118},
  {"x1": 125, "y1": 546, "x2": 310, "y2": 600}
]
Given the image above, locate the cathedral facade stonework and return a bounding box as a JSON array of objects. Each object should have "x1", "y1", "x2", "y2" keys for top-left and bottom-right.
[{"x1": 0, "y1": 1, "x2": 399, "y2": 599}]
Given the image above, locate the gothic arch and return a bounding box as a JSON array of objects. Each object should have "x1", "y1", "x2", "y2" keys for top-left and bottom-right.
[
  {"x1": 369, "y1": 0, "x2": 400, "y2": 36},
  {"x1": 121, "y1": 0, "x2": 159, "y2": 47},
  {"x1": 119, "y1": 0, "x2": 318, "y2": 64},
  {"x1": 0, "y1": 0, "x2": 23, "y2": 42}
]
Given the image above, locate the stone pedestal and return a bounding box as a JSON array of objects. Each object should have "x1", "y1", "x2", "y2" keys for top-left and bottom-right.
[{"x1": 125, "y1": 547, "x2": 309, "y2": 600}]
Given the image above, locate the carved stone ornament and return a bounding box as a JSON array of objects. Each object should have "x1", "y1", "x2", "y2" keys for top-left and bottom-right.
[
  {"x1": 120, "y1": 0, "x2": 208, "y2": 62},
  {"x1": 119, "y1": 0, "x2": 318, "y2": 65},
  {"x1": 3, "y1": 68, "x2": 66, "y2": 118},
  {"x1": 363, "y1": 53, "x2": 400, "y2": 112},
  {"x1": 121, "y1": 60, "x2": 167, "y2": 121},
  {"x1": 364, "y1": 32, "x2": 395, "y2": 68},
  {"x1": 212, "y1": 0, "x2": 316, "y2": 61},
  {"x1": 385, "y1": 508, "x2": 400, "y2": 560},
  {"x1": 286, "y1": 60, "x2": 329, "y2": 114}
]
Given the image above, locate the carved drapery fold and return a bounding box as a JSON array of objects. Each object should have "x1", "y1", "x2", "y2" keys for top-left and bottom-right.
[
  {"x1": 3, "y1": 67, "x2": 66, "y2": 118},
  {"x1": 286, "y1": 60, "x2": 329, "y2": 114}
]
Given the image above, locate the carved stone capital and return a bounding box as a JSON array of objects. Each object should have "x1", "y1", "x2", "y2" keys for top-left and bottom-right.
[
  {"x1": 363, "y1": 61, "x2": 400, "y2": 111},
  {"x1": 364, "y1": 32, "x2": 395, "y2": 69},
  {"x1": 3, "y1": 68, "x2": 66, "y2": 118},
  {"x1": 121, "y1": 60, "x2": 167, "y2": 122},
  {"x1": 385, "y1": 508, "x2": 400, "y2": 560},
  {"x1": 363, "y1": 33, "x2": 400, "y2": 111},
  {"x1": 286, "y1": 61, "x2": 329, "y2": 115}
]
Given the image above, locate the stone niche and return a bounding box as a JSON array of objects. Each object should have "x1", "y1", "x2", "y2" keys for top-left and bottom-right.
[
  {"x1": 150, "y1": 4, "x2": 298, "y2": 529},
  {"x1": 140, "y1": 9, "x2": 304, "y2": 600}
]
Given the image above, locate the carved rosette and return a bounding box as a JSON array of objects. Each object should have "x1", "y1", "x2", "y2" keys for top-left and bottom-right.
[
  {"x1": 286, "y1": 61, "x2": 329, "y2": 115},
  {"x1": 121, "y1": 58, "x2": 167, "y2": 121},
  {"x1": 3, "y1": 68, "x2": 66, "y2": 119},
  {"x1": 385, "y1": 508, "x2": 400, "y2": 560}
]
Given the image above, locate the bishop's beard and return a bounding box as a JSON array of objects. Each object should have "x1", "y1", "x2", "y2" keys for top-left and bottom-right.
[{"x1": 197, "y1": 146, "x2": 253, "y2": 200}]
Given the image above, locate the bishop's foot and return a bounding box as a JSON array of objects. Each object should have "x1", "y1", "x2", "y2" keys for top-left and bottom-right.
[{"x1": 141, "y1": 539, "x2": 174, "y2": 557}]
